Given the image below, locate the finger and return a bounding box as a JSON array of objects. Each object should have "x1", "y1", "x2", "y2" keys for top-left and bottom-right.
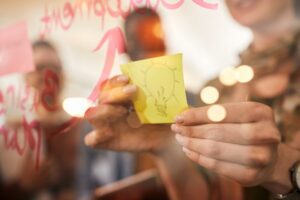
[
  {"x1": 85, "y1": 124, "x2": 171, "y2": 152},
  {"x1": 84, "y1": 128, "x2": 113, "y2": 148},
  {"x1": 171, "y1": 122, "x2": 280, "y2": 145},
  {"x1": 101, "y1": 75, "x2": 129, "y2": 91},
  {"x1": 175, "y1": 102, "x2": 274, "y2": 125},
  {"x1": 182, "y1": 147, "x2": 263, "y2": 186},
  {"x1": 99, "y1": 84, "x2": 137, "y2": 103},
  {"x1": 175, "y1": 134, "x2": 274, "y2": 167},
  {"x1": 84, "y1": 104, "x2": 128, "y2": 125}
]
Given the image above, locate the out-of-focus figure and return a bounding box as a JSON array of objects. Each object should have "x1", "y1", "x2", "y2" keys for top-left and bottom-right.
[{"x1": 0, "y1": 40, "x2": 79, "y2": 200}]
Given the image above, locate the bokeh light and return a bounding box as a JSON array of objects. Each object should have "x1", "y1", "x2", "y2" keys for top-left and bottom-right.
[
  {"x1": 219, "y1": 67, "x2": 237, "y2": 86},
  {"x1": 207, "y1": 104, "x2": 226, "y2": 122},
  {"x1": 63, "y1": 97, "x2": 95, "y2": 118},
  {"x1": 235, "y1": 65, "x2": 254, "y2": 83},
  {"x1": 200, "y1": 86, "x2": 219, "y2": 104}
]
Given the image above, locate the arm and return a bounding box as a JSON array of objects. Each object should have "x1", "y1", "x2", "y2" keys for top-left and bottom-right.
[{"x1": 262, "y1": 143, "x2": 300, "y2": 194}]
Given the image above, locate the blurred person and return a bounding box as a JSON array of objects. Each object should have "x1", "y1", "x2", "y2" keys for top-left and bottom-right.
[
  {"x1": 84, "y1": 0, "x2": 300, "y2": 200},
  {"x1": 124, "y1": 7, "x2": 166, "y2": 60},
  {"x1": 29, "y1": 40, "x2": 79, "y2": 200},
  {"x1": 0, "y1": 40, "x2": 80, "y2": 200},
  {"x1": 124, "y1": 7, "x2": 199, "y2": 107}
]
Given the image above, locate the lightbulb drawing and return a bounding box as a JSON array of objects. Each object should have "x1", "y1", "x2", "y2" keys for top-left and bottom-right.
[
  {"x1": 121, "y1": 53, "x2": 188, "y2": 124},
  {"x1": 139, "y1": 62, "x2": 180, "y2": 117}
]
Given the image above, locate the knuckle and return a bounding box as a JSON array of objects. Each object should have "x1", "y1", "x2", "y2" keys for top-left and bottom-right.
[
  {"x1": 251, "y1": 103, "x2": 266, "y2": 119},
  {"x1": 256, "y1": 122, "x2": 281, "y2": 144},
  {"x1": 252, "y1": 103, "x2": 274, "y2": 120},
  {"x1": 267, "y1": 126, "x2": 281, "y2": 143},
  {"x1": 250, "y1": 148, "x2": 272, "y2": 166}
]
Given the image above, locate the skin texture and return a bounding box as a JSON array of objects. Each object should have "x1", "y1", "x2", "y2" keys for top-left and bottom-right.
[{"x1": 172, "y1": 103, "x2": 281, "y2": 187}]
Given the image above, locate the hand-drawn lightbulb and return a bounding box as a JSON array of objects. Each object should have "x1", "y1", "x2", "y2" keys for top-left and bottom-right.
[{"x1": 141, "y1": 62, "x2": 179, "y2": 117}]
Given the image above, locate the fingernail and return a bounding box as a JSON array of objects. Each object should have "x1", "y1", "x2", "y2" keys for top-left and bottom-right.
[
  {"x1": 175, "y1": 115, "x2": 184, "y2": 124},
  {"x1": 123, "y1": 85, "x2": 137, "y2": 94},
  {"x1": 117, "y1": 75, "x2": 129, "y2": 83},
  {"x1": 175, "y1": 134, "x2": 186, "y2": 145},
  {"x1": 182, "y1": 147, "x2": 192, "y2": 157},
  {"x1": 182, "y1": 147, "x2": 189, "y2": 154},
  {"x1": 171, "y1": 124, "x2": 180, "y2": 133}
]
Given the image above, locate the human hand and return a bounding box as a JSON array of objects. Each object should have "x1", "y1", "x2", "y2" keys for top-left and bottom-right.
[
  {"x1": 84, "y1": 75, "x2": 172, "y2": 153},
  {"x1": 171, "y1": 102, "x2": 281, "y2": 187}
]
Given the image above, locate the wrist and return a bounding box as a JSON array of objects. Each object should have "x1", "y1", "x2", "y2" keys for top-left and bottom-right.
[{"x1": 262, "y1": 143, "x2": 300, "y2": 194}]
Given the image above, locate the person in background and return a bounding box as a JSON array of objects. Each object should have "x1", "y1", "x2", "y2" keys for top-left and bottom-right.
[
  {"x1": 124, "y1": 7, "x2": 199, "y2": 107},
  {"x1": 0, "y1": 40, "x2": 80, "y2": 200},
  {"x1": 84, "y1": 0, "x2": 300, "y2": 200}
]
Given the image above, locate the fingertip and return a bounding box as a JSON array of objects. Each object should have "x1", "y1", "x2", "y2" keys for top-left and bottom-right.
[
  {"x1": 170, "y1": 124, "x2": 180, "y2": 133},
  {"x1": 122, "y1": 84, "x2": 137, "y2": 95},
  {"x1": 174, "y1": 115, "x2": 184, "y2": 124},
  {"x1": 175, "y1": 134, "x2": 186, "y2": 146},
  {"x1": 84, "y1": 131, "x2": 95, "y2": 147},
  {"x1": 116, "y1": 75, "x2": 129, "y2": 83},
  {"x1": 182, "y1": 146, "x2": 191, "y2": 154},
  {"x1": 182, "y1": 147, "x2": 198, "y2": 161}
]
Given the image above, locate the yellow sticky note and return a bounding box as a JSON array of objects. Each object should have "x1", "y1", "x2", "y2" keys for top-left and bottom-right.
[{"x1": 121, "y1": 53, "x2": 188, "y2": 124}]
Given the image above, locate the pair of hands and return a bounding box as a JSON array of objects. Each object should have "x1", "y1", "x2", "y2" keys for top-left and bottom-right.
[{"x1": 84, "y1": 75, "x2": 281, "y2": 188}]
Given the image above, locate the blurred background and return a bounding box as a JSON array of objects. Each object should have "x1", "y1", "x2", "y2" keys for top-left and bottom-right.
[
  {"x1": 0, "y1": 0, "x2": 253, "y2": 200},
  {"x1": 0, "y1": 0, "x2": 252, "y2": 96}
]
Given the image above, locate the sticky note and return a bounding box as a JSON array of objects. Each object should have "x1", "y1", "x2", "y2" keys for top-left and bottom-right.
[
  {"x1": 0, "y1": 22, "x2": 34, "y2": 76},
  {"x1": 121, "y1": 54, "x2": 188, "y2": 124}
]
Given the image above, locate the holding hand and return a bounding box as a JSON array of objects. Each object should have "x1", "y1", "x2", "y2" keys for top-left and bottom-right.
[
  {"x1": 172, "y1": 102, "x2": 281, "y2": 187},
  {"x1": 84, "y1": 75, "x2": 172, "y2": 153}
]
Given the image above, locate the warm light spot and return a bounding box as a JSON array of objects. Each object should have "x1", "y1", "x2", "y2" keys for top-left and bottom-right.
[
  {"x1": 153, "y1": 22, "x2": 163, "y2": 39},
  {"x1": 207, "y1": 104, "x2": 226, "y2": 122},
  {"x1": 63, "y1": 97, "x2": 95, "y2": 118},
  {"x1": 219, "y1": 67, "x2": 237, "y2": 86},
  {"x1": 235, "y1": 65, "x2": 254, "y2": 83},
  {"x1": 200, "y1": 86, "x2": 219, "y2": 104}
]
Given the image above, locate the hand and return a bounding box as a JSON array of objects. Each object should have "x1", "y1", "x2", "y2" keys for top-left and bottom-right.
[
  {"x1": 84, "y1": 75, "x2": 172, "y2": 153},
  {"x1": 171, "y1": 102, "x2": 281, "y2": 187}
]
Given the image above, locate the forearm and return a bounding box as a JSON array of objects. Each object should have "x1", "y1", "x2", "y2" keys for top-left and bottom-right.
[
  {"x1": 263, "y1": 143, "x2": 300, "y2": 194},
  {"x1": 153, "y1": 140, "x2": 209, "y2": 200}
]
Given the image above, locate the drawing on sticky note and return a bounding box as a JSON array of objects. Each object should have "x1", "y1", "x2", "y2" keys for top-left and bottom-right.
[
  {"x1": 121, "y1": 54, "x2": 188, "y2": 124},
  {"x1": 139, "y1": 61, "x2": 180, "y2": 117}
]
